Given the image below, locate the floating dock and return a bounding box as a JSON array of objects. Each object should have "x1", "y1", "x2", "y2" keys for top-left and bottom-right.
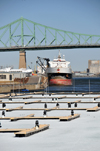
[
  {"x1": 59, "y1": 114, "x2": 80, "y2": 121},
  {"x1": 0, "y1": 114, "x2": 80, "y2": 121},
  {"x1": 0, "y1": 93, "x2": 100, "y2": 139},
  {"x1": 0, "y1": 124, "x2": 50, "y2": 137},
  {"x1": 6, "y1": 106, "x2": 23, "y2": 112},
  {"x1": 1, "y1": 107, "x2": 87, "y2": 111},
  {"x1": 87, "y1": 106, "x2": 100, "y2": 112},
  {"x1": 15, "y1": 124, "x2": 49, "y2": 137},
  {"x1": 24, "y1": 100, "x2": 41, "y2": 104},
  {"x1": 5, "y1": 96, "x2": 99, "y2": 100},
  {"x1": 1, "y1": 100, "x2": 100, "y2": 104},
  {"x1": 10, "y1": 114, "x2": 34, "y2": 121},
  {"x1": 0, "y1": 128, "x2": 27, "y2": 133}
]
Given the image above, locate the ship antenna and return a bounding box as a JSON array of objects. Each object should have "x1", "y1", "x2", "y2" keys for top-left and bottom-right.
[
  {"x1": 58, "y1": 50, "x2": 61, "y2": 59},
  {"x1": 63, "y1": 55, "x2": 65, "y2": 59}
]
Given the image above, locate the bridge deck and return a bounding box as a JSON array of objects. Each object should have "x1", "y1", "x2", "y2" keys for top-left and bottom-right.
[{"x1": 0, "y1": 44, "x2": 100, "y2": 52}]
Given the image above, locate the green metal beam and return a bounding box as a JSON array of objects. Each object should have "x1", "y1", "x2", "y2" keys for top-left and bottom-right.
[
  {"x1": 0, "y1": 17, "x2": 100, "y2": 51},
  {"x1": 9, "y1": 25, "x2": 11, "y2": 46},
  {"x1": 21, "y1": 17, "x2": 24, "y2": 46}
]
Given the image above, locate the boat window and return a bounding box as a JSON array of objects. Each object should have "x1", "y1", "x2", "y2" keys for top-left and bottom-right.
[
  {"x1": 0, "y1": 75, "x2": 6, "y2": 79},
  {"x1": 9, "y1": 75, "x2": 12, "y2": 80}
]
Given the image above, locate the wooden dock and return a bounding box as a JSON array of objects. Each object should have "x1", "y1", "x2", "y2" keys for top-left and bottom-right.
[
  {"x1": 0, "y1": 116, "x2": 60, "y2": 120},
  {"x1": 45, "y1": 106, "x2": 58, "y2": 111},
  {"x1": 94, "y1": 96, "x2": 100, "y2": 100},
  {"x1": 59, "y1": 114, "x2": 80, "y2": 121},
  {"x1": 6, "y1": 107, "x2": 87, "y2": 111},
  {"x1": 87, "y1": 106, "x2": 100, "y2": 112},
  {"x1": 10, "y1": 114, "x2": 35, "y2": 121},
  {"x1": 57, "y1": 96, "x2": 66, "y2": 99},
  {"x1": 0, "y1": 114, "x2": 35, "y2": 121},
  {"x1": 0, "y1": 107, "x2": 91, "y2": 111},
  {"x1": 74, "y1": 100, "x2": 81, "y2": 103},
  {"x1": 0, "y1": 128, "x2": 27, "y2": 133},
  {"x1": 14, "y1": 124, "x2": 49, "y2": 137},
  {"x1": 5, "y1": 96, "x2": 99, "y2": 100},
  {"x1": 0, "y1": 114, "x2": 80, "y2": 121},
  {"x1": 6, "y1": 106, "x2": 23, "y2": 112},
  {"x1": 1, "y1": 100, "x2": 100, "y2": 112},
  {"x1": 0, "y1": 124, "x2": 50, "y2": 137},
  {"x1": 24, "y1": 100, "x2": 41, "y2": 104},
  {"x1": 0, "y1": 100, "x2": 100, "y2": 105}
]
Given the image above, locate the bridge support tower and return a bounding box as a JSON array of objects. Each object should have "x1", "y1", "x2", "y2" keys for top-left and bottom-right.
[{"x1": 19, "y1": 50, "x2": 26, "y2": 69}]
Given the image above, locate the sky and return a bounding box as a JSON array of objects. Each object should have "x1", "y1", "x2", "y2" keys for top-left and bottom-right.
[{"x1": 0, "y1": 0, "x2": 100, "y2": 71}]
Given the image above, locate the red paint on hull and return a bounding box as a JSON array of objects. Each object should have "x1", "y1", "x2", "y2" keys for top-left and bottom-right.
[{"x1": 49, "y1": 79, "x2": 72, "y2": 86}]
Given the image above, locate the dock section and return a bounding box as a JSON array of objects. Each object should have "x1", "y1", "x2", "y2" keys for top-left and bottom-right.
[
  {"x1": 0, "y1": 107, "x2": 88, "y2": 111},
  {"x1": 57, "y1": 96, "x2": 66, "y2": 99},
  {"x1": 94, "y1": 96, "x2": 100, "y2": 100},
  {"x1": 0, "y1": 114, "x2": 80, "y2": 121},
  {"x1": 59, "y1": 114, "x2": 80, "y2": 121},
  {"x1": 0, "y1": 124, "x2": 50, "y2": 137},
  {"x1": 0, "y1": 129, "x2": 27, "y2": 133},
  {"x1": 10, "y1": 114, "x2": 34, "y2": 121},
  {"x1": 0, "y1": 114, "x2": 35, "y2": 121},
  {"x1": 6, "y1": 106, "x2": 23, "y2": 112},
  {"x1": 87, "y1": 106, "x2": 100, "y2": 112},
  {"x1": 45, "y1": 106, "x2": 58, "y2": 111},
  {"x1": 1, "y1": 100, "x2": 100, "y2": 105},
  {"x1": 14, "y1": 124, "x2": 49, "y2": 137},
  {"x1": 24, "y1": 100, "x2": 41, "y2": 104}
]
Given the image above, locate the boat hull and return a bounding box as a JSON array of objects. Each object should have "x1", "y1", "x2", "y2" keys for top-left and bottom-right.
[{"x1": 49, "y1": 78, "x2": 72, "y2": 86}]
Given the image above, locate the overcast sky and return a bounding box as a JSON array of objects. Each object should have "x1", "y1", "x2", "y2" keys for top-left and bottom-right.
[{"x1": 0, "y1": 0, "x2": 100, "y2": 71}]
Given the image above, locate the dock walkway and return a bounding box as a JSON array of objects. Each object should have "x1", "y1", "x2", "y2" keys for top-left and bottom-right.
[
  {"x1": 0, "y1": 114, "x2": 80, "y2": 121},
  {"x1": 0, "y1": 106, "x2": 100, "y2": 112},
  {"x1": 15, "y1": 124, "x2": 50, "y2": 137},
  {"x1": 87, "y1": 106, "x2": 100, "y2": 112},
  {"x1": 0, "y1": 124, "x2": 50, "y2": 137}
]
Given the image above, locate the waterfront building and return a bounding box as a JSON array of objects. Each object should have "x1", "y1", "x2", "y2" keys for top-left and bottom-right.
[{"x1": 88, "y1": 60, "x2": 100, "y2": 74}]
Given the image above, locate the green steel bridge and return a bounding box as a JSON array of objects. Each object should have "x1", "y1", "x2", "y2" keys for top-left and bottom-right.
[{"x1": 0, "y1": 17, "x2": 100, "y2": 52}]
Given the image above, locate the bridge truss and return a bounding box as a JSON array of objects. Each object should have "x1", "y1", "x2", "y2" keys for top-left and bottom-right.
[{"x1": 0, "y1": 17, "x2": 100, "y2": 51}]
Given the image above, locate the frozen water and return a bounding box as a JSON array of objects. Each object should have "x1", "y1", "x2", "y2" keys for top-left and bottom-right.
[{"x1": 0, "y1": 94, "x2": 100, "y2": 151}]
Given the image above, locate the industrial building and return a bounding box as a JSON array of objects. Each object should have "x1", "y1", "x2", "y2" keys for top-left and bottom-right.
[{"x1": 88, "y1": 60, "x2": 100, "y2": 74}]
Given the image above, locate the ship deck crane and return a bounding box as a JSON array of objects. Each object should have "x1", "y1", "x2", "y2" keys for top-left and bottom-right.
[{"x1": 36, "y1": 56, "x2": 50, "y2": 72}]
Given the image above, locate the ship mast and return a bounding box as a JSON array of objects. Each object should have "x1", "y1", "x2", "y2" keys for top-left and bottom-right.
[{"x1": 58, "y1": 50, "x2": 61, "y2": 59}]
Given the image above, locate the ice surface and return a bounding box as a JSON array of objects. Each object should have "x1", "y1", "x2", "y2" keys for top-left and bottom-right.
[{"x1": 0, "y1": 94, "x2": 100, "y2": 151}]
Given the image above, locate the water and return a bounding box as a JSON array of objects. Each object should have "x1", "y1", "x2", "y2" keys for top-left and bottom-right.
[
  {"x1": 46, "y1": 77, "x2": 100, "y2": 92},
  {"x1": 0, "y1": 94, "x2": 100, "y2": 151}
]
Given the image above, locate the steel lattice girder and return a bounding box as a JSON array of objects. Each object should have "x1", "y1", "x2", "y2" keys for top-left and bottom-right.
[{"x1": 0, "y1": 17, "x2": 100, "y2": 50}]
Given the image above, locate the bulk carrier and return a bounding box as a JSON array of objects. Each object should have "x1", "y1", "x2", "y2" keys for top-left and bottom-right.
[{"x1": 46, "y1": 52, "x2": 72, "y2": 86}]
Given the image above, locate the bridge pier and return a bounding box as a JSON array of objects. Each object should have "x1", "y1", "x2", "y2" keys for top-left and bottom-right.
[{"x1": 19, "y1": 50, "x2": 26, "y2": 69}]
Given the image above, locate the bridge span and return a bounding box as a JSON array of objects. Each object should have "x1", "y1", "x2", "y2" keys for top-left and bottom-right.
[
  {"x1": 0, "y1": 17, "x2": 100, "y2": 68},
  {"x1": 0, "y1": 44, "x2": 100, "y2": 52}
]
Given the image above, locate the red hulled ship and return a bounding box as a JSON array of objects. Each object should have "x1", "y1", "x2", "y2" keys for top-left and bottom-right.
[{"x1": 46, "y1": 51, "x2": 72, "y2": 86}]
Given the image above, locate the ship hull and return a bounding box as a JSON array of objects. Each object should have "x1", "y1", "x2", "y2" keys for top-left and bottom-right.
[{"x1": 49, "y1": 78, "x2": 72, "y2": 86}]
